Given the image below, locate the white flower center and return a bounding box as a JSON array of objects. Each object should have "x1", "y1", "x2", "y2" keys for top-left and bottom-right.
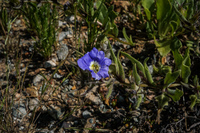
[{"x1": 89, "y1": 61, "x2": 100, "y2": 73}]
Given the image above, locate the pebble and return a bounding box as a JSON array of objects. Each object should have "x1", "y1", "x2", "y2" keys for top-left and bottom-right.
[
  {"x1": 47, "y1": 105, "x2": 64, "y2": 119},
  {"x1": 82, "y1": 110, "x2": 92, "y2": 119},
  {"x1": 56, "y1": 43, "x2": 69, "y2": 61},
  {"x1": 58, "y1": 31, "x2": 73, "y2": 41},
  {"x1": 33, "y1": 74, "x2": 44, "y2": 86},
  {"x1": 62, "y1": 121, "x2": 72, "y2": 129},
  {"x1": 148, "y1": 65, "x2": 153, "y2": 74},
  {"x1": 44, "y1": 60, "x2": 56, "y2": 68},
  {"x1": 29, "y1": 98, "x2": 39, "y2": 111},
  {"x1": 66, "y1": 15, "x2": 75, "y2": 24},
  {"x1": 14, "y1": 19, "x2": 21, "y2": 26},
  {"x1": 53, "y1": 73, "x2": 63, "y2": 79},
  {"x1": 12, "y1": 103, "x2": 27, "y2": 119}
]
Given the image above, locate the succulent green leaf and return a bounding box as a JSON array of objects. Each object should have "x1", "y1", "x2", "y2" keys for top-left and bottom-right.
[
  {"x1": 117, "y1": 49, "x2": 125, "y2": 82},
  {"x1": 133, "y1": 64, "x2": 141, "y2": 85},
  {"x1": 144, "y1": 58, "x2": 154, "y2": 85},
  {"x1": 156, "y1": 94, "x2": 170, "y2": 109},
  {"x1": 156, "y1": 0, "x2": 172, "y2": 21},
  {"x1": 108, "y1": 42, "x2": 119, "y2": 76},
  {"x1": 189, "y1": 95, "x2": 197, "y2": 110},
  {"x1": 153, "y1": 64, "x2": 159, "y2": 74},
  {"x1": 193, "y1": 75, "x2": 199, "y2": 87},
  {"x1": 121, "y1": 51, "x2": 145, "y2": 77},
  {"x1": 164, "y1": 70, "x2": 180, "y2": 88},
  {"x1": 167, "y1": 88, "x2": 183, "y2": 102},
  {"x1": 106, "y1": 83, "x2": 113, "y2": 102},
  {"x1": 154, "y1": 38, "x2": 171, "y2": 56},
  {"x1": 142, "y1": 0, "x2": 155, "y2": 20},
  {"x1": 181, "y1": 48, "x2": 191, "y2": 83},
  {"x1": 122, "y1": 28, "x2": 134, "y2": 46}
]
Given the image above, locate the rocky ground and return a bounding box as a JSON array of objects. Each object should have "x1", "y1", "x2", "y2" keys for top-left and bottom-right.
[{"x1": 0, "y1": 0, "x2": 200, "y2": 133}]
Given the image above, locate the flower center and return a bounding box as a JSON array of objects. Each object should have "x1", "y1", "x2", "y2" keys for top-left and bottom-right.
[{"x1": 89, "y1": 61, "x2": 100, "y2": 73}]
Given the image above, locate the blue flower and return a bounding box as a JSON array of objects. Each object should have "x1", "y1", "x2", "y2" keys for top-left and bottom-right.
[{"x1": 77, "y1": 47, "x2": 112, "y2": 80}]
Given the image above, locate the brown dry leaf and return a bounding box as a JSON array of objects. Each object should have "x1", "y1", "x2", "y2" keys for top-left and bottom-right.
[
  {"x1": 26, "y1": 86, "x2": 38, "y2": 97},
  {"x1": 162, "y1": 56, "x2": 166, "y2": 65},
  {"x1": 105, "y1": 98, "x2": 110, "y2": 106},
  {"x1": 35, "y1": 68, "x2": 46, "y2": 74},
  {"x1": 72, "y1": 85, "x2": 76, "y2": 90}
]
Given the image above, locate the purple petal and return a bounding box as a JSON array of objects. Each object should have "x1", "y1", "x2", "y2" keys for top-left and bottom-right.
[
  {"x1": 97, "y1": 67, "x2": 109, "y2": 78},
  {"x1": 77, "y1": 58, "x2": 88, "y2": 70},
  {"x1": 82, "y1": 52, "x2": 92, "y2": 65},
  {"x1": 96, "y1": 51, "x2": 105, "y2": 61},
  {"x1": 77, "y1": 52, "x2": 92, "y2": 70},
  {"x1": 89, "y1": 47, "x2": 98, "y2": 59},
  {"x1": 91, "y1": 71, "x2": 101, "y2": 80},
  {"x1": 99, "y1": 57, "x2": 112, "y2": 66}
]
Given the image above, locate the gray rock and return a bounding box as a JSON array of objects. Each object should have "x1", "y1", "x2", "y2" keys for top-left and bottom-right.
[
  {"x1": 29, "y1": 98, "x2": 39, "y2": 111},
  {"x1": 148, "y1": 65, "x2": 153, "y2": 74},
  {"x1": 58, "y1": 31, "x2": 73, "y2": 41},
  {"x1": 12, "y1": 103, "x2": 27, "y2": 119},
  {"x1": 89, "y1": 118, "x2": 94, "y2": 123},
  {"x1": 53, "y1": 73, "x2": 63, "y2": 79},
  {"x1": 66, "y1": 15, "x2": 75, "y2": 24},
  {"x1": 33, "y1": 74, "x2": 44, "y2": 86},
  {"x1": 62, "y1": 121, "x2": 72, "y2": 129},
  {"x1": 82, "y1": 110, "x2": 92, "y2": 119},
  {"x1": 56, "y1": 43, "x2": 69, "y2": 60},
  {"x1": 15, "y1": 19, "x2": 21, "y2": 26},
  {"x1": 47, "y1": 105, "x2": 64, "y2": 119},
  {"x1": 58, "y1": 20, "x2": 64, "y2": 27},
  {"x1": 44, "y1": 60, "x2": 56, "y2": 68}
]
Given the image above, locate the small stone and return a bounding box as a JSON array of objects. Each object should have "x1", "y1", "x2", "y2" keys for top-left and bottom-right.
[
  {"x1": 53, "y1": 73, "x2": 63, "y2": 79},
  {"x1": 148, "y1": 65, "x2": 153, "y2": 74},
  {"x1": 89, "y1": 118, "x2": 94, "y2": 123},
  {"x1": 58, "y1": 31, "x2": 73, "y2": 41},
  {"x1": 29, "y1": 98, "x2": 39, "y2": 111},
  {"x1": 26, "y1": 86, "x2": 38, "y2": 97},
  {"x1": 44, "y1": 60, "x2": 56, "y2": 68},
  {"x1": 66, "y1": 15, "x2": 75, "y2": 24},
  {"x1": 62, "y1": 121, "x2": 72, "y2": 129},
  {"x1": 12, "y1": 103, "x2": 27, "y2": 119},
  {"x1": 15, "y1": 19, "x2": 21, "y2": 26},
  {"x1": 56, "y1": 43, "x2": 69, "y2": 61},
  {"x1": 33, "y1": 74, "x2": 44, "y2": 86},
  {"x1": 47, "y1": 105, "x2": 64, "y2": 119},
  {"x1": 82, "y1": 110, "x2": 92, "y2": 119}
]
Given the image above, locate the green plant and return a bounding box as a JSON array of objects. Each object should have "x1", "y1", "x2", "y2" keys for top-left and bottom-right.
[
  {"x1": 74, "y1": 0, "x2": 118, "y2": 51},
  {"x1": 22, "y1": 2, "x2": 58, "y2": 59}
]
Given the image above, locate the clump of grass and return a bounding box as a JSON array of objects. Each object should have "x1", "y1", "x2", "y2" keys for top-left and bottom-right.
[{"x1": 21, "y1": 2, "x2": 58, "y2": 59}]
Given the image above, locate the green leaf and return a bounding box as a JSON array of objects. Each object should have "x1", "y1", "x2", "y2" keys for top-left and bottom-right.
[
  {"x1": 133, "y1": 64, "x2": 141, "y2": 85},
  {"x1": 143, "y1": 58, "x2": 154, "y2": 85},
  {"x1": 181, "y1": 48, "x2": 191, "y2": 83},
  {"x1": 121, "y1": 51, "x2": 145, "y2": 77},
  {"x1": 117, "y1": 49, "x2": 125, "y2": 82},
  {"x1": 154, "y1": 38, "x2": 171, "y2": 56},
  {"x1": 189, "y1": 95, "x2": 197, "y2": 110},
  {"x1": 142, "y1": 0, "x2": 155, "y2": 20},
  {"x1": 155, "y1": 94, "x2": 170, "y2": 109},
  {"x1": 193, "y1": 75, "x2": 199, "y2": 87},
  {"x1": 156, "y1": 0, "x2": 172, "y2": 21},
  {"x1": 164, "y1": 70, "x2": 180, "y2": 88},
  {"x1": 153, "y1": 64, "x2": 159, "y2": 74},
  {"x1": 108, "y1": 42, "x2": 119, "y2": 75},
  {"x1": 167, "y1": 88, "x2": 183, "y2": 102},
  {"x1": 122, "y1": 27, "x2": 134, "y2": 46}
]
